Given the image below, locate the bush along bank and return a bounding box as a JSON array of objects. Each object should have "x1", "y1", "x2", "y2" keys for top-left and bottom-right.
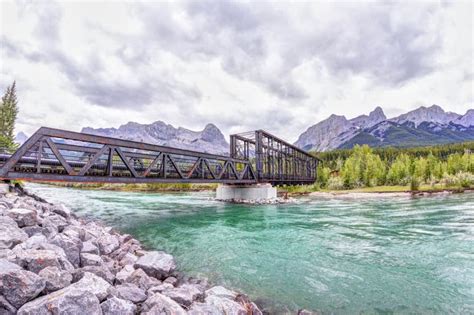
[{"x1": 0, "y1": 186, "x2": 263, "y2": 314}]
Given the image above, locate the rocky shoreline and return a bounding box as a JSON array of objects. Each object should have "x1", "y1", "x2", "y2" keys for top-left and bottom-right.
[{"x1": 0, "y1": 185, "x2": 264, "y2": 314}]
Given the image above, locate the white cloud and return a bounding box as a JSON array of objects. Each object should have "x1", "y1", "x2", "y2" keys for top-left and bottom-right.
[{"x1": 0, "y1": 0, "x2": 472, "y2": 143}]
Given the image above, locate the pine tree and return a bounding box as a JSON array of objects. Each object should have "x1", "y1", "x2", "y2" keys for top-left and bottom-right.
[{"x1": 0, "y1": 81, "x2": 19, "y2": 151}]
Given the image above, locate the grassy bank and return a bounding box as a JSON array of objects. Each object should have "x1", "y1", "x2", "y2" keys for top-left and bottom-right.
[{"x1": 280, "y1": 183, "x2": 474, "y2": 195}]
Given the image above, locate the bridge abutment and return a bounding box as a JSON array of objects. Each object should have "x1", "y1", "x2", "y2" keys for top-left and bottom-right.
[{"x1": 216, "y1": 183, "x2": 277, "y2": 202}]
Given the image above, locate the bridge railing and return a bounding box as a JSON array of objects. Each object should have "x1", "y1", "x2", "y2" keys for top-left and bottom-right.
[
  {"x1": 230, "y1": 130, "x2": 320, "y2": 185},
  {"x1": 0, "y1": 127, "x2": 257, "y2": 184}
]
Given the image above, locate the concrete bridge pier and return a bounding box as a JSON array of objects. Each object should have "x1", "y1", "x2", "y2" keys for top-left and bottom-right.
[{"x1": 216, "y1": 183, "x2": 277, "y2": 202}]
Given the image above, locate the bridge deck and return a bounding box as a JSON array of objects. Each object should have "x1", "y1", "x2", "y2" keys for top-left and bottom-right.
[{"x1": 0, "y1": 127, "x2": 318, "y2": 185}]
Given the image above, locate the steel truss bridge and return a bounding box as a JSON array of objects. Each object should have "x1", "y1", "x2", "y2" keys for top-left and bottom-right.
[{"x1": 0, "y1": 127, "x2": 319, "y2": 186}]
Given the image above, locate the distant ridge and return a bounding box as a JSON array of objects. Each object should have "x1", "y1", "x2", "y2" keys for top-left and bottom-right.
[
  {"x1": 81, "y1": 121, "x2": 229, "y2": 155},
  {"x1": 294, "y1": 105, "x2": 474, "y2": 151}
]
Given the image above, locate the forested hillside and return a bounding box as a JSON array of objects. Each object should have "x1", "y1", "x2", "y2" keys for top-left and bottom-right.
[{"x1": 313, "y1": 142, "x2": 474, "y2": 190}]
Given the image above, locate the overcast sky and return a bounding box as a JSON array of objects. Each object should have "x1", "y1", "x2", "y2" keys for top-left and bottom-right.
[{"x1": 1, "y1": 0, "x2": 472, "y2": 142}]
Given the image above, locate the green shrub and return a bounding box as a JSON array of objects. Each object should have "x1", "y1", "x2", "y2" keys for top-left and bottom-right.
[
  {"x1": 327, "y1": 176, "x2": 345, "y2": 190},
  {"x1": 410, "y1": 176, "x2": 421, "y2": 191}
]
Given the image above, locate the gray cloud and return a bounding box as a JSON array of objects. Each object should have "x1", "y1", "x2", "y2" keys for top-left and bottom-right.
[{"x1": 131, "y1": 0, "x2": 443, "y2": 102}]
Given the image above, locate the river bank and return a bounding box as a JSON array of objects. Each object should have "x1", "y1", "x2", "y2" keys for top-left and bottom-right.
[
  {"x1": 0, "y1": 184, "x2": 271, "y2": 314},
  {"x1": 35, "y1": 181, "x2": 474, "y2": 198}
]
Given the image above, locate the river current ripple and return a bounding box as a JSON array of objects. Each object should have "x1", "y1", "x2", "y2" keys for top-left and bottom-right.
[{"x1": 26, "y1": 183, "x2": 474, "y2": 314}]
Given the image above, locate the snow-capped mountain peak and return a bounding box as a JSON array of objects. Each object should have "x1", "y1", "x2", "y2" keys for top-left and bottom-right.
[{"x1": 391, "y1": 104, "x2": 460, "y2": 127}]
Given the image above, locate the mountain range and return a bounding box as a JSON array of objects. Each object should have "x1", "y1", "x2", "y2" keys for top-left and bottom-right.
[
  {"x1": 15, "y1": 105, "x2": 474, "y2": 154},
  {"x1": 81, "y1": 121, "x2": 229, "y2": 155},
  {"x1": 295, "y1": 105, "x2": 474, "y2": 151}
]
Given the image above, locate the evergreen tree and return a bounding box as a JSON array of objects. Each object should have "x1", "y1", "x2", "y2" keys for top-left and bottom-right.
[{"x1": 0, "y1": 82, "x2": 19, "y2": 151}]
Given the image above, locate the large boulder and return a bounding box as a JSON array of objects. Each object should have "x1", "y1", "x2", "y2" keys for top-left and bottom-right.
[
  {"x1": 74, "y1": 265, "x2": 115, "y2": 284},
  {"x1": 205, "y1": 295, "x2": 247, "y2": 315},
  {"x1": 22, "y1": 225, "x2": 43, "y2": 237},
  {"x1": 115, "y1": 265, "x2": 135, "y2": 284},
  {"x1": 101, "y1": 296, "x2": 136, "y2": 315},
  {"x1": 80, "y1": 253, "x2": 104, "y2": 267},
  {"x1": 147, "y1": 283, "x2": 174, "y2": 295},
  {"x1": 162, "y1": 283, "x2": 204, "y2": 307},
  {"x1": 42, "y1": 214, "x2": 68, "y2": 233},
  {"x1": 0, "y1": 216, "x2": 28, "y2": 249},
  {"x1": 69, "y1": 272, "x2": 111, "y2": 301},
  {"x1": 50, "y1": 204, "x2": 72, "y2": 220},
  {"x1": 0, "y1": 295, "x2": 16, "y2": 315},
  {"x1": 125, "y1": 268, "x2": 160, "y2": 290},
  {"x1": 17, "y1": 287, "x2": 101, "y2": 315},
  {"x1": 188, "y1": 302, "x2": 222, "y2": 315},
  {"x1": 50, "y1": 233, "x2": 82, "y2": 268},
  {"x1": 97, "y1": 234, "x2": 120, "y2": 255},
  {"x1": 108, "y1": 283, "x2": 147, "y2": 303},
  {"x1": 38, "y1": 266, "x2": 72, "y2": 293},
  {"x1": 7, "y1": 208, "x2": 37, "y2": 227},
  {"x1": 206, "y1": 286, "x2": 238, "y2": 300},
  {"x1": 81, "y1": 240, "x2": 100, "y2": 255},
  {"x1": 10, "y1": 248, "x2": 67, "y2": 274},
  {"x1": 141, "y1": 292, "x2": 187, "y2": 315},
  {"x1": 134, "y1": 251, "x2": 176, "y2": 279},
  {"x1": 0, "y1": 259, "x2": 46, "y2": 309}
]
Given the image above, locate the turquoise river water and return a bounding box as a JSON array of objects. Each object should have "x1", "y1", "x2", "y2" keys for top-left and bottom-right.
[{"x1": 25, "y1": 184, "x2": 473, "y2": 314}]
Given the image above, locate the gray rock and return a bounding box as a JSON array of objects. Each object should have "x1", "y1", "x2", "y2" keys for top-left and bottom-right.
[
  {"x1": 42, "y1": 214, "x2": 68, "y2": 232},
  {"x1": 80, "y1": 253, "x2": 104, "y2": 267},
  {"x1": 205, "y1": 295, "x2": 247, "y2": 315},
  {"x1": 109, "y1": 283, "x2": 147, "y2": 303},
  {"x1": 163, "y1": 276, "x2": 178, "y2": 286},
  {"x1": 101, "y1": 296, "x2": 136, "y2": 315},
  {"x1": 134, "y1": 251, "x2": 176, "y2": 279},
  {"x1": 17, "y1": 287, "x2": 101, "y2": 315},
  {"x1": 206, "y1": 286, "x2": 238, "y2": 300},
  {"x1": 74, "y1": 265, "x2": 115, "y2": 284},
  {"x1": 7, "y1": 208, "x2": 37, "y2": 227},
  {"x1": 0, "y1": 258, "x2": 22, "y2": 271},
  {"x1": 188, "y1": 302, "x2": 223, "y2": 315},
  {"x1": 126, "y1": 268, "x2": 160, "y2": 290},
  {"x1": 81, "y1": 223, "x2": 104, "y2": 241},
  {"x1": 21, "y1": 234, "x2": 48, "y2": 249},
  {"x1": 50, "y1": 233, "x2": 82, "y2": 267},
  {"x1": 69, "y1": 271, "x2": 111, "y2": 301},
  {"x1": 119, "y1": 252, "x2": 138, "y2": 266},
  {"x1": 11, "y1": 248, "x2": 66, "y2": 274},
  {"x1": 115, "y1": 265, "x2": 135, "y2": 284},
  {"x1": 97, "y1": 234, "x2": 120, "y2": 255},
  {"x1": 21, "y1": 225, "x2": 43, "y2": 237},
  {"x1": 38, "y1": 266, "x2": 72, "y2": 293},
  {"x1": 81, "y1": 240, "x2": 100, "y2": 255},
  {"x1": 51, "y1": 204, "x2": 72, "y2": 219},
  {"x1": 147, "y1": 283, "x2": 174, "y2": 295},
  {"x1": 0, "y1": 263, "x2": 45, "y2": 309},
  {"x1": 0, "y1": 216, "x2": 28, "y2": 249},
  {"x1": 0, "y1": 295, "x2": 16, "y2": 315},
  {"x1": 235, "y1": 294, "x2": 263, "y2": 315},
  {"x1": 101, "y1": 254, "x2": 121, "y2": 275},
  {"x1": 162, "y1": 283, "x2": 204, "y2": 307},
  {"x1": 142, "y1": 292, "x2": 187, "y2": 315}
]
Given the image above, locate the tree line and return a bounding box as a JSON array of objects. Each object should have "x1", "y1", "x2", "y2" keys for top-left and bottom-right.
[
  {"x1": 0, "y1": 82, "x2": 19, "y2": 152},
  {"x1": 315, "y1": 143, "x2": 474, "y2": 190}
]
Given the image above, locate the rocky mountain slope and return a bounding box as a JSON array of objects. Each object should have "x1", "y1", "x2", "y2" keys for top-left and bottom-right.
[
  {"x1": 295, "y1": 105, "x2": 474, "y2": 151},
  {"x1": 81, "y1": 121, "x2": 229, "y2": 155}
]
